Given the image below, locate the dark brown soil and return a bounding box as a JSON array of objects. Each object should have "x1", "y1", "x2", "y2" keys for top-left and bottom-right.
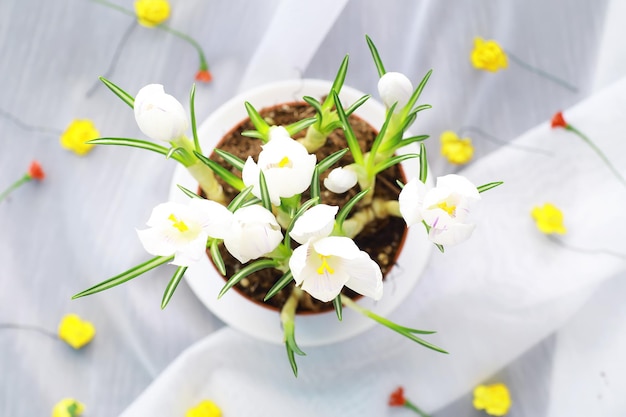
[{"x1": 206, "y1": 102, "x2": 407, "y2": 313}]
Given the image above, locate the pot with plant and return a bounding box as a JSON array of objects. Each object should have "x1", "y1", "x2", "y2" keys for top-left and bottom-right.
[{"x1": 73, "y1": 36, "x2": 501, "y2": 375}]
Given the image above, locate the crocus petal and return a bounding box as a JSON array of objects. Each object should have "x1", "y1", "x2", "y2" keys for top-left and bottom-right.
[
  {"x1": 313, "y1": 236, "x2": 361, "y2": 259},
  {"x1": 189, "y1": 198, "x2": 233, "y2": 239},
  {"x1": 137, "y1": 227, "x2": 177, "y2": 257},
  {"x1": 289, "y1": 204, "x2": 338, "y2": 245},
  {"x1": 289, "y1": 242, "x2": 309, "y2": 286},
  {"x1": 134, "y1": 84, "x2": 188, "y2": 142},
  {"x1": 171, "y1": 231, "x2": 209, "y2": 266},
  {"x1": 323, "y1": 167, "x2": 358, "y2": 193},
  {"x1": 377, "y1": 72, "x2": 413, "y2": 110},
  {"x1": 223, "y1": 205, "x2": 283, "y2": 263},
  {"x1": 436, "y1": 174, "x2": 480, "y2": 200},
  {"x1": 398, "y1": 177, "x2": 427, "y2": 226},
  {"x1": 268, "y1": 125, "x2": 291, "y2": 140},
  {"x1": 299, "y1": 265, "x2": 351, "y2": 302},
  {"x1": 344, "y1": 253, "x2": 383, "y2": 301},
  {"x1": 429, "y1": 222, "x2": 476, "y2": 246}
]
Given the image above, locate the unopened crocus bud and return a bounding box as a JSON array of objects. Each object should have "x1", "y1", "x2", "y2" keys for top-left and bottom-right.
[
  {"x1": 377, "y1": 72, "x2": 413, "y2": 111},
  {"x1": 323, "y1": 167, "x2": 358, "y2": 193},
  {"x1": 134, "y1": 84, "x2": 188, "y2": 142}
]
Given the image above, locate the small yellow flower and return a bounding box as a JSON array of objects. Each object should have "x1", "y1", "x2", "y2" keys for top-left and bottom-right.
[
  {"x1": 52, "y1": 398, "x2": 85, "y2": 417},
  {"x1": 58, "y1": 314, "x2": 96, "y2": 349},
  {"x1": 471, "y1": 37, "x2": 508, "y2": 72},
  {"x1": 473, "y1": 383, "x2": 511, "y2": 416},
  {"x1": 531, "y1": 203, "x2": 567, "y2": 235},
  {"x1": 440, "y1": 130, "x2": 474, "y2": 165},
  {"x1": 186, "y1": 400, "x2": 222, "y2": 417},
  {"x1": 60, "y1": 119, "x2": 99, "y2": 156},
  {"x1": 135, "y1": 0, "x2": 171, "y2": 27}
]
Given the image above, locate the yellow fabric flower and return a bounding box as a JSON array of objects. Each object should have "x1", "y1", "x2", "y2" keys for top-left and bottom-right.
[
  {"x1": 135, "y1": 0, "x2": 171, "y2": 27},
  {"x1": 531, "y1": 203, "x2": 567, "y2": 235},
  {"x1": 473, "y1": 383, "x2": 511, "y2": 416},
  {"x1": 58, "y1": 314, "x2": 96, "y2": 349},
  {"x1": 440, "y1": 130, "x2": 474, "y2": 164},
  {"x1": 52, "y1": 398, "x2": 85, "y2": 417},
  {"x1": 60, "y1": 119, "x2": 99, "y2": 156},
  {"x1": 186, "y1": 400, "x2": 222, "y2": 417},
  {"x1": 471, "y1": 37, "x2": 508, "y2": 72}
]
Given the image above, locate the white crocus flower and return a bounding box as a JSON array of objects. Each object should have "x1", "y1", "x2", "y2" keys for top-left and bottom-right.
[
  {"x1": 377, "y1": 72, "x2": 414, "y2": 111},
  {"x1": 323, "y1": 167, "x2": 358, "y2": 194},
  {"x1": 288, "y1": 205, "x2": 382, "y2": 302},
  {"x1": 223, "y1": 205, "x2": 283, "y2": 263},
  {"x1": 134, "y1": 84, "x2": 188, "y2": 142},
  {"x1": 399, "y1": 174, "x2": 480, "y2": 246},
  {"x1": 137, "y1": 199, "x2": 232, "y2": 266},
  {"x1": 242, "y1": 134, "x2": 316, "y2": 205}
]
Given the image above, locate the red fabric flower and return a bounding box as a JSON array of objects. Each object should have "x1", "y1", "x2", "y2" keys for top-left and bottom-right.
[
  {"x1": 389, "y1": 387, "x2": 406, "y2": 407},
  {"x1": 27, "y1": 160, "x2": 45, "y2": 181},
  {"x1": 551, "y1": 111, "x2": 567, "y2": 129},
  {"x1": 195, "y1": 69, "x2": 213, "y2": 83}
]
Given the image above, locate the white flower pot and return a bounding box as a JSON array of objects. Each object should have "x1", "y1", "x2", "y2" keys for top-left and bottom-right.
[{"x1": 169, "y1": 80, "x2": 432, "y2": 347}]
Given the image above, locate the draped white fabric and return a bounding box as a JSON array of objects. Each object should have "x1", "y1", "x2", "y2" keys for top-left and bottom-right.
[{"x1": 1, "y1": 0, "x2": 625, "y2": 416}]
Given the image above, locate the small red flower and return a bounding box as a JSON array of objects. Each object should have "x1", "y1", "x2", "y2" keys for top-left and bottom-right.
[
  {"x1": 195, "y1": 69, "x2": 213, "y2": 83},
  {"x1": 389, "y1": 386, "x2": 406, "y2": 407},
  {"x1": 27, "y1": 160, "x2": 45, "y2": 181},
  {"x1": 551, "y1": 111, "x2": 567, "y2": 129}
]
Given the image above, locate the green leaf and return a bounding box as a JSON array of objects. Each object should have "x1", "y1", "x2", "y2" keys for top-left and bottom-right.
[
  {"x1": 209, "y1": 239, "x2": 226, "y2": 276},
  {"x1": 328, "y1": 54, "x2": 350, "y2": 102},
  {"x1": 189, "y1": 83, "x2": 201, "y2": 154},
  {"x1": 285, "y1": 117, "x2": 317, "y2": 136},
  {"x1": 368, "y1": 102, "x2": 397, "y2": 168},
  {"x1": 176, "y1": 184, "x2": 202, "y2": 199},
  {"x1": 227, "y1": 186, "x2": 254, "y2": 212},
  {"x1": 258, "y1": 171, "x2": 272, "y2": 211},
  {"x1": 161, "y1": 266, "x2": 187, "y2": 309},
  {"x1": 397, "y1": 135, "x2": 430, "y2": 147},
  {"x1": 333, "y1": 91, "x2": 364, "y2": 165},
  {"x1": 166, "y1": 146, "x2": 187, "y2": 160},
  {"x1": 214, "y1": 149, "x2": 245, "y2": 171},
  {"x1": 477, "y1": 181, "x2": 504, "y2": 193},
  {"x1": 264, "y1": 270, "x2": 294, "y2": 301},
  {"x1": 309, "y1": 166, "x2": 321, "y2": 202},
  {"x1": 72, "y1": 255, "x2": 173, "y2": 299},
  {"x1": 316, "y1": 148, "x2": 348, "y2": 174},
  {"x1": 241, "y1": 130, "x2": 265, "y2": 140},
  {"x1": 244, "y1": 102, "x2": 270, "y2": 142},
  {"x1": 374, "y1": 153, "x2": 419, "y2": 175},
  {"x1": 365, "y1": 35, "x2": 386, "y2": 77},
  {"x1": 302, "y1": 96, "x2": 323, "y2": 115},
  {"x1": 193, "y1": 151, "x2": 245, "y2": 191},
  {"x1": 419, "y1": 143, "x2": 428, "y2": 183},
  {"x1": 345, "y1": 94, "x2": 370, "y2": 116},
  {"x1": 87, "y1": 137, "x2": 185, "y2": 164},
  {"x1": 333, "y1": 295, "x2": 343, "y2": 321},
  {"x1": 336, "y1": 188, "x2": 369, "y2": 229},
  {"x1": 404, "y1": 70, "x2": 433, "y2": 115},
  {"x1": 99, "y1": 76, "x2": 135, "y2": 108},
  {"x1": 218, "y1": 259, "x2": 279, "y2": 298}
]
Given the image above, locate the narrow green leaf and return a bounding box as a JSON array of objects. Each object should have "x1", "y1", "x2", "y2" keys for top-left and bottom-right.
[
  {"x1": 333, "y1": 295, "x2": 343, "y2": 321},
  {"x1": 345, "y1": 94, "x2": 370, "y2": 116},
  {"x1": 227, "y1": 186, "x2": 254, "y2": 212},
  {"x1": 477, "y1": 181, "x2": 504, "y2": 193},
  {"x1": 436, "y1": 243, "x2": 445, "y2": 253},
  {"x1": 258, "y1": 171, "x2": 272, "y2": 211},
  {"x1": 404, "y1": 70, "x2": 433, "y2": 115},
  {"x1": 302, "y1": 96, "x2": 323, "y2": 115},
  {"x1": 241, "y1": 130, "x2": 265, "y2": 140},
  {"x1": 374, "y1": 153, "x2": 419, "y2": 175},
  {"x1": 316, "y1": 148, "x2": 348, "y2": 174},
  {"x1": 161, "y1": 266, "x2": 187, "y2": 309},
  {"x1": 285, "y1": 117, "x2": 317, "y2": 136},
  {"x1": 218, "y1": 259, "x2": 278, "y2": 298},
  {"x1": 329, "y1": 54, "x2": 350, "y2": 101},
  {"x1": 209, "y1": 239, "x2": 226, "y2": 276},
  {"x1": 87, "y1": 137, "x2": 185, "y2": 164},
  {"x1": 99, "y1": 76, "x2": 135, "y2": 108},
  {"x1": 264, "y1": 270, "x2": 294, "y2": 301},
  {"x1": 286, "y1": 343, "x2": 299, "y2": 377},
  {"x1": 72, "y1": 255, "x2": 173, "y2": 299},
  {"x1": 365, "y1": 35, "x2": 386, "y2": 77},
  {"x1": 419, "y1": 143, "x2": 428, "y2": 183},
  {"x1": 189, "y1": 83, "x2": 201, "y2": 154},
  {"x1": 368, "y1": 102, "x2": 397, "y2": 168},
  {"x1": 193, "y1": 151, "x2": 245, "y2": 190},
  {"x1": 309, "y1": 166, "x2": 321, "y2": 202},
  {"x1": 397, "y1": 135, "x2": 430, "y2": 147},
  {"x1": 333, "y1": 91, "x2": 364, "y2": 165},
  {"x1": 214, "y1": 149, "x2": 245, "y2": 171},
  {"x1": 336, "y1": 188, "x2": 370, "y2": 228},
  {"x1": 244, "y1": 102, "x2": 270, "y2": 142},
  {"x1": 166, "y1": 146, "x2": 186, "y2": 160},
  {"x1": 176, "y1": 184, "x2": 202, "y2": 199}
]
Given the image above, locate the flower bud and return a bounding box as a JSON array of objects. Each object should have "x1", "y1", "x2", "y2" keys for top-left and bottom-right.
[
  {"x1": 134, "y1": 84, "x2": 188, "y2": 142},
  {"x1": 323, "y1": 167, "x2": 358, "y2": 193},
  {"x1": 223, "y1": 205, "x2": 283, "y2": 263},
  {"x1": 377, "y1": 72, "x2": 413, "y2": 111}
]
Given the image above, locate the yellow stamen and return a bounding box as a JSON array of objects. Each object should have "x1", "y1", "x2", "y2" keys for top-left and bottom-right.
[
  {"x1": 316, "y1": 255, "x2": 335, "y2": 275},
  {"x1": 437, "y1": 201, "x2": 456, "y2": 216},
  {"x1": 278, "y1": 156, "x2": 290, "y2": 168},
  {"x1": 168, "y1": 214, "x2": 189, "y2": 232}
]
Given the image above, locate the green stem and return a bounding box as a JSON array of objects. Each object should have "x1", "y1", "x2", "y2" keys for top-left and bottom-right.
[
  {"x1": 0, "y1": 323, "x2": 58, "y2": 340},
  {"x1": 404, "y1": 399, "x2": 432, "y2": 417},
  {"x1": 90, "y1": 0, "x2": 135, "y2": 18},
  {"x1": 0, "y1": 174, "x2": 31, "y2": 202},
  {"x1": 506, "y1": 50, "x2": 577, "y2": 93},
  {"x1": 566, "y1": 125, "x2": 626, "y2": 188},
  {"x1": 156, "y1": 24, "x2": 209, "y2": 70}
]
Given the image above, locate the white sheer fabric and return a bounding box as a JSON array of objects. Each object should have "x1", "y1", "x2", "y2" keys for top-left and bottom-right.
[{"x1": 0, "y1": 0, "x2": 624, "y2": 416}]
